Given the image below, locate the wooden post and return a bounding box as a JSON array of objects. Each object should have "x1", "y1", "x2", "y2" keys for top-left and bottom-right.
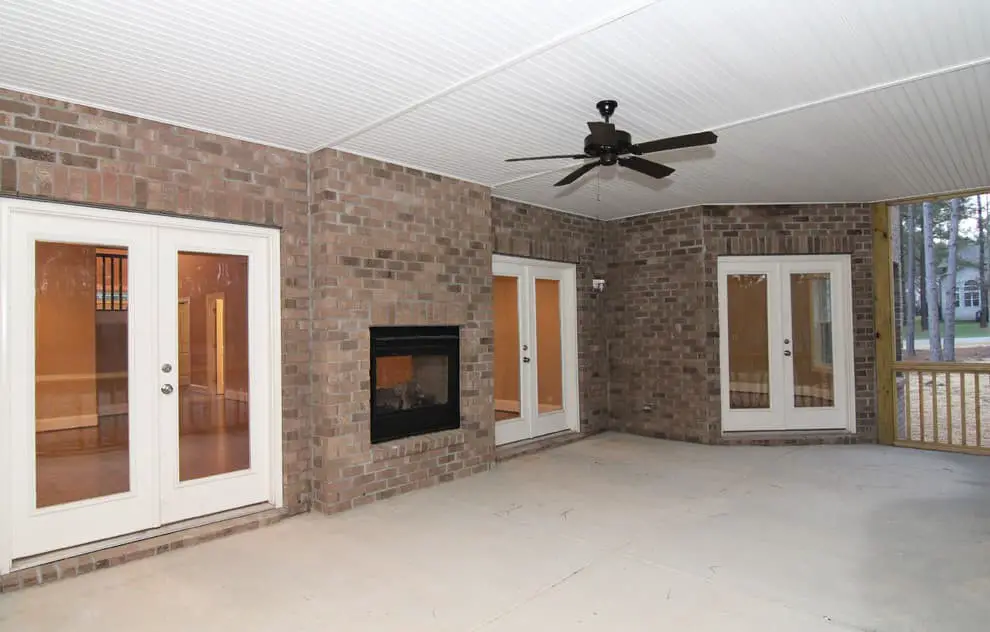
[{"x1": 874, "y1": 202, "x2": 896, "y2": 445}]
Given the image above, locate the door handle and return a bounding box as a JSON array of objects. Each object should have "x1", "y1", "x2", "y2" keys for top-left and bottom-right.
[
  {"x1": 522, "y1": 357, "x2": 531, "y2": 363},
  {"x1": 161, "y1": 384, "x2": 175, "y2": 395},
  {"x1": 783, "y1": 350, "x2": 792, "y2": 357}
]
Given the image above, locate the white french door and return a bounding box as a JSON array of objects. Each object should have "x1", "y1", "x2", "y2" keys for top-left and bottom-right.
[
  {"x1": 1, "y1": 199, "x2": 281, "y2": 566},
  {"x1": 493, "y1": 255, "x2": 579, "y2": 446},
  {"x1": 717, "y1": 255, "x2": 855, "y2": 433},
  {"x1": 156, "y1": 227, "x2": 276, "y2": 524}
]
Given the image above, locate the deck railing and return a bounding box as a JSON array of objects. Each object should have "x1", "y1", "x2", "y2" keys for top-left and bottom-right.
[{"x1": 895, "y1": 361, "x2": 990, "y2": 454}]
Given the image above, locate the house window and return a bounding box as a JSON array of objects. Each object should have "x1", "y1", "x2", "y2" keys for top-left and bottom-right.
[
  {"x1": 811, "y1": 277, "x2": 833, "y2": 366},
  {"x1": 964, "y1": 280, "x2": 980, "y2": 307}
]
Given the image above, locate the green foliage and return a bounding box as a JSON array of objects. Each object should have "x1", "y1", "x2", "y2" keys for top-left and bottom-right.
[{"x1": 898, "y1": 197, "x2": 980, "y2": 274}]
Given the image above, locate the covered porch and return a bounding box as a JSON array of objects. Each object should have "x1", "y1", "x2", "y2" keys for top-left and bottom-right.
[{"x1": 3, "y1": 433, "x2": 988, "y2": 631}]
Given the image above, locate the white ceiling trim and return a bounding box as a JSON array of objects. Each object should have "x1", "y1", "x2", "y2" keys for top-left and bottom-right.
[
  {"x1": 874, "y1": 185, "x2": 990, "y2": 206},
  {"x1": 0, "y1": 81, "x2": 309, "y2": 153},
  {"x1": 604, "y1": 200, "x2": 865, "y2": 223},
  {"x1": 491, "y1": 53, "x2": 990, "y2": 190},
  {"x1": 319, "y1": 0, "x2": 659, "y2": 151},
  {"x1": 492, "y1": 194, "x2": 599, "y2": 220},
  {"x1": 327, "y1": 148, "x2": 490, "y2": 188}
]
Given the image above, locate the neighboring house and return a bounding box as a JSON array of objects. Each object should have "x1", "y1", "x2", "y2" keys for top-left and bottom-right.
[
  {"x1": 946, "y1": 243, "x2": 984, "y2": 322},
  {"x1": 903, "y1": 243, "x2": 985, "y2": 322}
]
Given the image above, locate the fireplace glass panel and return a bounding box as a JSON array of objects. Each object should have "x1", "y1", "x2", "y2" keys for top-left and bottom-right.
[{"x1": 374, "y1": 354, "x2": 449, "y2": 414}]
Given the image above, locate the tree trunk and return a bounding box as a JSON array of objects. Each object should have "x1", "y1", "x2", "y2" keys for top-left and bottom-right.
[
  {"x1": 905, "y1": 204, "x2": 916, "y2": 355},
  {"x1": 943, "y1": 199, "x2": 961, "y2": 361},
  {"x1": 923, "y1": 201, "x2": 942, "y2": 360},
  {"x1": 980, "y1": 193, "x2": 988, "y2": 328},
  {"x1": 919, "y1": 206, "x2": 929, "y2": 331}
]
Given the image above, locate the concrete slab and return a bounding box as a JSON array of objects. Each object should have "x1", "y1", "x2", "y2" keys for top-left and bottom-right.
[{"x1": 2, "y1": 432, "x2": 988, "y2": 631}]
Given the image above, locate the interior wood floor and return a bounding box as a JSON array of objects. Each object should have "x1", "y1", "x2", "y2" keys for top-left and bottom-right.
[
  {"x1": 495, "y1": 402, "x2": 564, "y2": 422},
  {"x1": 35, "y1": 388, "x2": 249, "y2": 508}
]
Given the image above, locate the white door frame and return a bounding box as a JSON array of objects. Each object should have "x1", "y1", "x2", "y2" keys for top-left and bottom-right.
[
  {"x1": 493, "y1": 254, "x2": 580, "y2": 445},
  {"x1": 0, "y1": 198, "x2": 283, "y2": 573},
  {"x1": 717, "y1": 254, "x2": 856, "y2": 434}
]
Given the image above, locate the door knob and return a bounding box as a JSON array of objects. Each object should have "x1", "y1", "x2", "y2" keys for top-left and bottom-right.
[
  {"x1": 783, "y1": 350, "x2": 792, "y2": 357},
  {"x1": 161, "y1": 384, "x2": 175, "y2": 395},
  {"x1": 522, "y1": 357, "x2": 531, "y2": 363}
]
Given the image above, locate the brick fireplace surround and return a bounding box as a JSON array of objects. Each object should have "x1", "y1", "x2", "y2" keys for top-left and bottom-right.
[{"x1": 0, "y1": 89, "x2": 876, "y2": 590}]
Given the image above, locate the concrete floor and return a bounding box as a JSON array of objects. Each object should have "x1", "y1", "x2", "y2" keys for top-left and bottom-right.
[{"x1": 2, "y1": 432, "x2": 990, "y2": 631}]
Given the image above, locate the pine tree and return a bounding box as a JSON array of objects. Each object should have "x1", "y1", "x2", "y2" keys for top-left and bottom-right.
[
  {"x1": 943, "y1": 199, "x2": 962, "y2": 360},
  {"x1": 923, "y1": 201, "x2": 942, "y2": 361},
  {"x1": 905, "y1": 204, "x2": 916, "y2": 355}
]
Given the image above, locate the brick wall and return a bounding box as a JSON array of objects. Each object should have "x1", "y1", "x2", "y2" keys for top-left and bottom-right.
[
  {"x1": 605, "y1": 208, "x2": 709, "y2": 441},
  {"x1": 0, "y1": 88, "x2": 312, "y2": 511},
  {"x1": 605, "y1": 204, "x2": 876, "y2": 443},
  {"x1": 703, "y1": 204, "x2": 876, "y2": 443},
  {"x1": 0, "y1": 87, "x2": 881, "y2": 531},
  {"x1": 308, "y1": 148, "x2": 494, "y2": 514},
  {"x1": 491, "y1": 198, "x2": 609, "y2": 432}
]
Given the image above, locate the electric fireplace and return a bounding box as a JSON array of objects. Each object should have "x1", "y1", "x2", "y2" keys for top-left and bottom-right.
[{"x1": 370, "y1": 326, "x2": 460, "y2": 443}]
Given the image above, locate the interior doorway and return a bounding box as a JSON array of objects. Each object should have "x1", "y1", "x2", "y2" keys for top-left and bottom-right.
[
  {"x1": 206, "y1": 293, "x2": 226, "y2": 396},
  {"x1": 177, "y1": 298, "x2": 191, "y2": 387},
  {"x1": 492, "y1": 255, "x2": 580, "y2": 445}
]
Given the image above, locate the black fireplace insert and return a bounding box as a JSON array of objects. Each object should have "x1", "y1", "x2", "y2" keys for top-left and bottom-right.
[{"x1": 370, "y1": 326, "x2": 460, "y2": 444}]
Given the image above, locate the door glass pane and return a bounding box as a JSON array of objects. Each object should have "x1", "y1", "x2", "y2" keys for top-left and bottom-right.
[
  {"x1": 35, "y1": 242, "x2": 129, "y2": 507},
  {"x1": 493, "y1": 275, "x2": 521, "y2": 422},
  {"x1": 535, "y1": 278, "x2": 563, "y2": 414},
  {"x1": 177, "y1": 252, "x2": 250, "y2": 481},
  {"x1": 726, "y1": 274, "x2": 771, "y2": 409},
  {"x1": 790, "y1": 273, "x2": 835, "y2": 408}
]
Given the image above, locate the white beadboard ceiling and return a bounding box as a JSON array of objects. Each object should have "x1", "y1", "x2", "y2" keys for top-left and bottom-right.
[{"x1": 1, "y1": 0, "x2": 989, "y2": 219}]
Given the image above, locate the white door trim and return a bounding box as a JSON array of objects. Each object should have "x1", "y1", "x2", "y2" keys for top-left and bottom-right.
[
  {"x1": 0, "y1": 197, "x2": 283, "y2": 574},
  {"x1": 492, "y1": 255, "x2": 580, "y2": 445},
  {"x1": 717, "y1": 254, "x2": 856, "y2": 434}
]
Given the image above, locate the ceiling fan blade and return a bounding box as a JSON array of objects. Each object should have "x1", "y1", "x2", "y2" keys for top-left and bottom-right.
[
  {"x1": 554, "y1": 161, "x2": 599, "y2": 187},
  {"x1": 587, "y1": 121, "x2": 616, "y2": 145},
  {"x1": 618, "y1": 156, "x2": 675, "y2": 180},
  {"x1": 632, "y1": 131, "x2": 718, "y2": 155},
  {"x1": 505, "y1": 154, "x2": 587, "y2": 162}
]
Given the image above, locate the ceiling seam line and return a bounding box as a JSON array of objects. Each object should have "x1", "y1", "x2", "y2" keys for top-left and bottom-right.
[
  {"x1": 490, "y1": 54, "x2": 990, "y2": 190},
  {"x1": 315, "y1": 0, "x2": 660, "y2": 152},
  {"x1": 715, "y1": 54, "x2": 990, "y2": 132}
]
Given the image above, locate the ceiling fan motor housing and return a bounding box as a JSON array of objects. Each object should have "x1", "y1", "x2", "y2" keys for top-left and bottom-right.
[{"x1": 584, "y1": 129, "x2": 632, "y2": 165}]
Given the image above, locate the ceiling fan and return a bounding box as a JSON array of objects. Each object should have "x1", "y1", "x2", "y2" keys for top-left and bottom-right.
[{"x1": 505, "y1": 100, "x2": 718, "y2": 186}]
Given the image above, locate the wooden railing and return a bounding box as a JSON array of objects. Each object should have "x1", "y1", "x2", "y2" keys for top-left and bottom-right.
[{"x1": 894, "y1": 361, "x2": 990, "y2": 454}]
